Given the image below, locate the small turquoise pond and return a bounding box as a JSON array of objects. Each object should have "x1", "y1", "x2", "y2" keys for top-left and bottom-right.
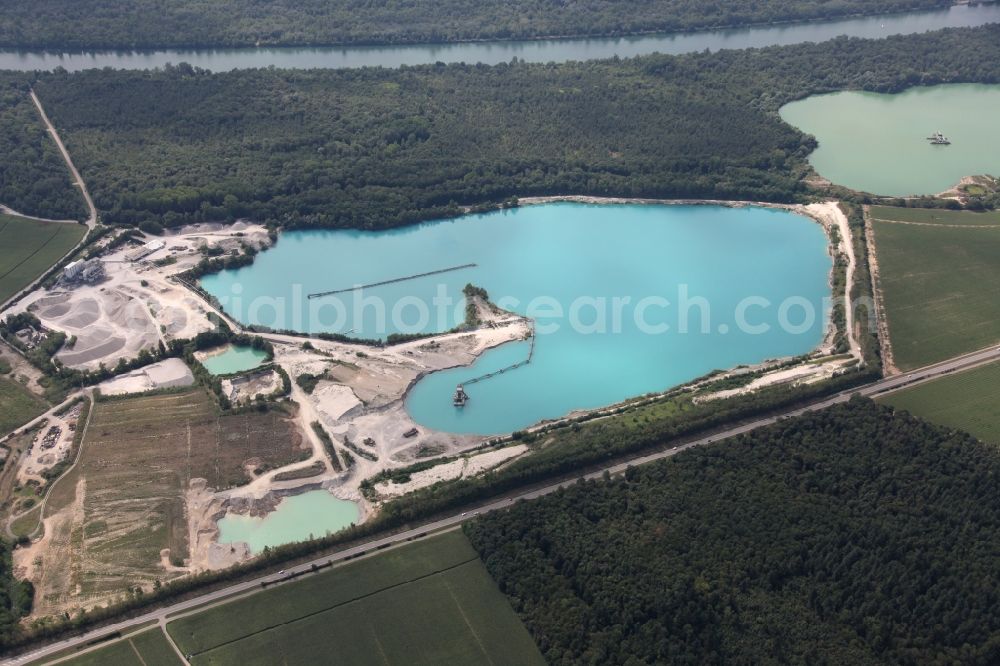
[
  {"x1": 200, "y1": 344, "x2": 269, "y2": 375},
  {"x1": 217, "y1": 490, "x2": 360, "y2": 553},
  {"x1": 202, "y1": 203, "x2": 831, "y2": 434}
]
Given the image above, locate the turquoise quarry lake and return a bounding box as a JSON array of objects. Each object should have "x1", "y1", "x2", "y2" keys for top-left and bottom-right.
[
  {"x1": 781, "y1": 84, "x2": 1000, "y2": 196},
  {"x1": 217, "y1": 490, "x2": 360, "y2": 553},
  {"x1": 200, "y1": 344, "x2": 269, "y2": 375},
  {"x1": 202, "y1": 203, "x2": 831, "y2": 434}
]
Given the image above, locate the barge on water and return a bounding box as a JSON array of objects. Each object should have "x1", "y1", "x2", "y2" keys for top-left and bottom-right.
[{"x1": 927, "y1": 131, "x2": 951, "y2": 145}]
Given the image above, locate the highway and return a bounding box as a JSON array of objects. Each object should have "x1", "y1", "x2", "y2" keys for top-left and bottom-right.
[{"x1": 9, "y1": 343, "x2": 1000, "y2": 665}]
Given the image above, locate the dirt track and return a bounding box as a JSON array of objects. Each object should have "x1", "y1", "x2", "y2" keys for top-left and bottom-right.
[{"x1": 30, "y1": 90, "x2": 96, "y2": 227}]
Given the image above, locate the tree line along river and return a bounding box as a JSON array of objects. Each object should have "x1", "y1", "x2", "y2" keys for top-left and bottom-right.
[{"x1": 0, "y1": 4, "x2": 998, "y2": 71}]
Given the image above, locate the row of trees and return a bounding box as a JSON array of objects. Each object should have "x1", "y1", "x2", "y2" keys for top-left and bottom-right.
[
  {"x1": 11, "y1": 23, "x2": 998, "y2": 230},
  {"x1": 0, "y1": 0, "x2": 950, "y2": 49},
  {"x1": 466, "y1": 398, "x2": 1000, "y2": 664},
  {"x1": 842, "y1": 201, "x2": 882, "y2": 368}
]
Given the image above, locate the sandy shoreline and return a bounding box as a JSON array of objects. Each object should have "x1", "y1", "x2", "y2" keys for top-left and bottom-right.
[{"x1": 517, "y1": 194, "x2": 793, "y2": 209}]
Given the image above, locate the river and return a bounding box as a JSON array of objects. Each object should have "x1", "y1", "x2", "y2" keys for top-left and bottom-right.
[{"x1": 1, "y1": 5, "x2": 998, "y2": 72}]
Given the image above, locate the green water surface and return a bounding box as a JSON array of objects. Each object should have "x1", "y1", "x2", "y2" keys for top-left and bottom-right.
[
  {"x1": 217, "y1": 490, "x2": 360, "y2": 553},
  {"x1": 781, "y1": 84, "x2": 1000, "y2": 196},
  {"x1": 201, "y1": 344, "x2": 269, "y2": 376}
]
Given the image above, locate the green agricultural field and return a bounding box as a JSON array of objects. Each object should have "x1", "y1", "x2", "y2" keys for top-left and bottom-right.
[
  {"x1": 55, "y1": 628, "x2": 183, "y2": 666},
  {"x1": 0, "y1": 374, "x2": 47, "y2": 436},
  {"x1": 871, "y1": 209, "x2": 1000, "y2": 370},
  {"x1": 869, "y1": 205, "x2": 1000, "y2": 226},
  {"x1": 879, "y1": 361, "x2": 1000, "y2": 444},
  {"x1": 168, "y1": 530, "x2": 544, "y2": 666},
  {"x1": 0, "y1": 214, "x2": 85, "y2": 304}
]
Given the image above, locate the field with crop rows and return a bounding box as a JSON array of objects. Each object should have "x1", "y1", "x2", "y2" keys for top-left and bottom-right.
[
  {"x1": 880, "y1": 361, "x2": 1000, "y2": 444},
  {"x1": 870, "y1": 207, "x2": 1000, "y2": 369},
  {"x1": 0, "y1": 214, "x2": 84, "y2": 304},
  {"x1": 168, "y1": 530, "x2": 543, "y2": 666}
]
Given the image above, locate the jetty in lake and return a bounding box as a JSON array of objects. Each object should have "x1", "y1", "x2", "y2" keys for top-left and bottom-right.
[
  {"x1": 452, "y1": 323, "x2": 536, "y2": 406},
  {"x1": 307, "y1": 263, "x2": 477, "y2": 299}
]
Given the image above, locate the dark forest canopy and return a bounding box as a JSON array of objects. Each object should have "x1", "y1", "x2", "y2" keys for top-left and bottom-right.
[
  {"x1": 466, "y1": 398, "x2": 1000, "y2": 665},
  {"x1": 13, "y1": 25, "x2": 999, "y2": 230},
  {"x1": 0, "y1": 0, "x2": 950, "y2": 50},
  {"x1": 0, "y1": 26, "x2": 1000, "y2": 229},
  {"x1": 0, "y1": 78, "x2": 85, "y2": 220}
]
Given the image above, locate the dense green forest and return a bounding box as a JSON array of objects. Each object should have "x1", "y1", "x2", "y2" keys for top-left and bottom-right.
[
  {"x1": 466, "y1": 398, "x2": 1000, "y2": 664},
  {"x1": 0, "y1": 0, "x2": 949, "y2": 49},
  {"x1": 16, "y1": 25, "x2": 1000, "y2": 231},
  {"x1": 0, "y1": 77, "x2": 85, "y2": 220}
]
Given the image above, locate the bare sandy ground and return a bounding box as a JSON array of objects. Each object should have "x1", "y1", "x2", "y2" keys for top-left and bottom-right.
[
  {"x1": 0, "y1": 338, "x2": 47, "y2": 398},
  {"x1": 9, "y1": 224, "x2": 272, "y2": 371},
  {"x1": 98, "y1": 358, "x2": 195, "y2": 396},
  {"x1": 698, "y1": 356, "x2": 858, "y2": 403},
  {"x1": 14, "y1": 477, "x2": 85, "y2": 617},
  {"x1": 797, "y1": 202, "x2": 863, "y2": 361},
  {"x1": 374, "y1": 445, "x2": 528, "y2": 498},
  {"x1": 312, "y1": 382, "x2": 362, "y2": 421},
  {"x1": 222, "y1": 368, "x2": 280, "y2": 404},
  {"x1": 15, "y1": 400, "x2": 84, "y2": 486}
]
